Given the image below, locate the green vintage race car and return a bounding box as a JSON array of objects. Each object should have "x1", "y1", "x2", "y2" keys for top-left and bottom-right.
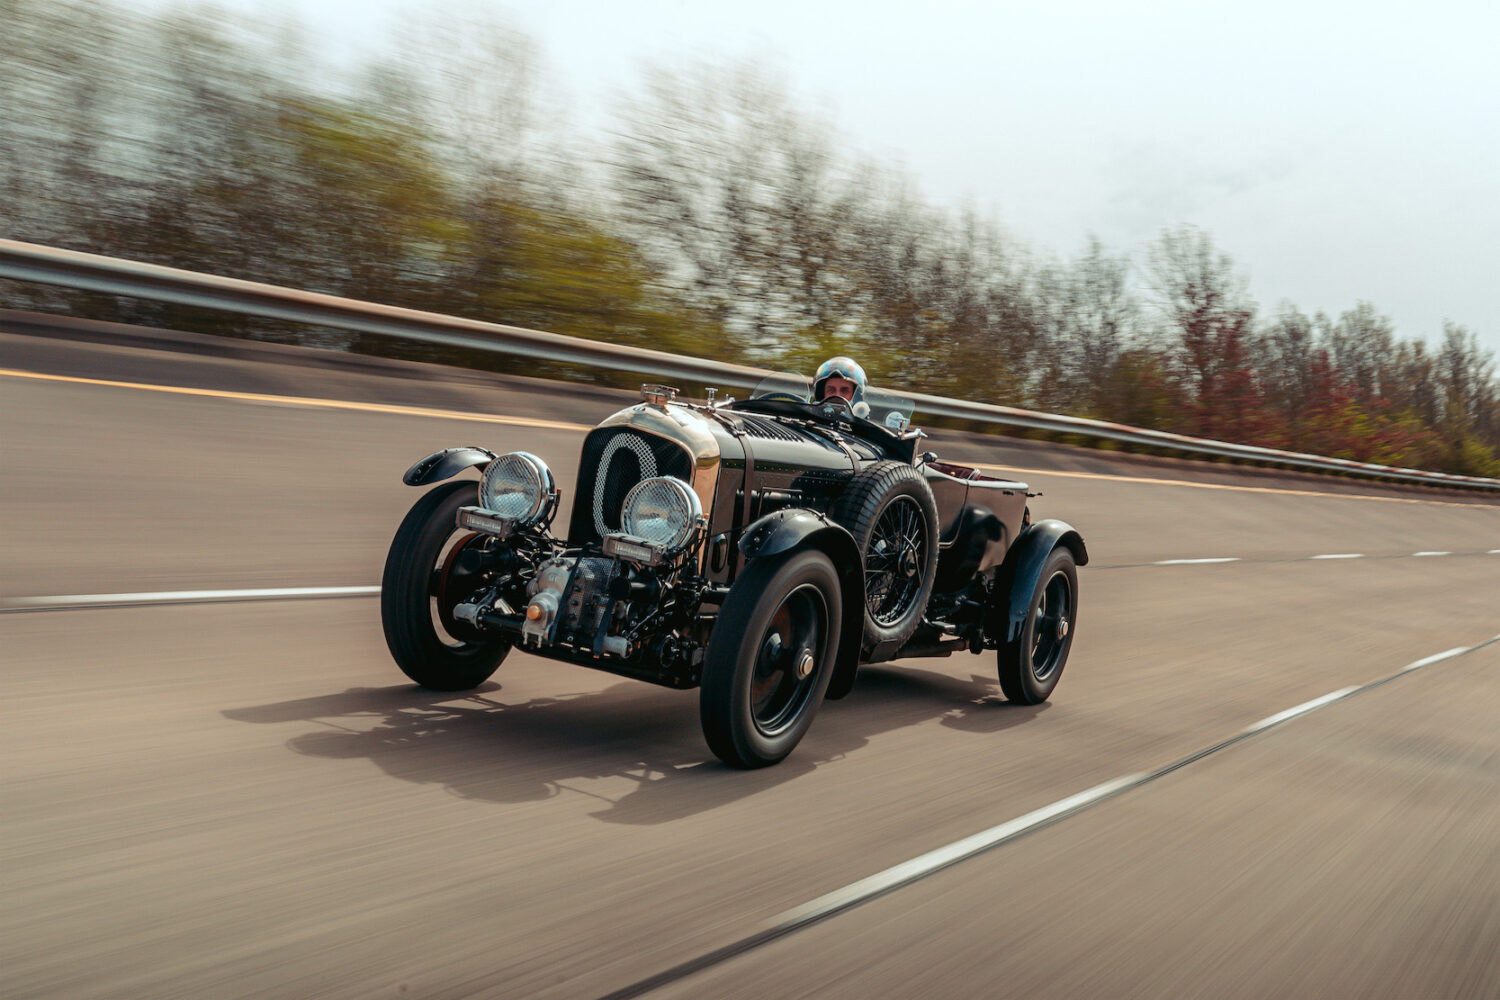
[{"x1": 382, "y1": 375, "x2": 1087, "y2": 768}]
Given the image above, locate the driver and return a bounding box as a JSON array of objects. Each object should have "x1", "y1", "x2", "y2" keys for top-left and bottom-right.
[{"x1": 812, "y1": 356, "x2": 868, "y2": 404}]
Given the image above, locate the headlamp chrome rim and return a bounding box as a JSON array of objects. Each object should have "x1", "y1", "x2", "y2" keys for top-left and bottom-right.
[
  {"x1": 479, "y1": 451, "x2": 556, "y2": 527},
  {"x1": 620, "y1": 476, "x2": 702, "y2": 552}
]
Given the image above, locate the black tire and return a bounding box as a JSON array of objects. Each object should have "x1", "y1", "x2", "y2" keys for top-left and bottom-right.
[
  {"x1": 381, "y1": 480, "x2": 511, "y2": 690},
  {"x1": 832, "y1": 460, "x2": 939, "y2": 656},
  {"x1": 997, "y1": 547, "x2": 1077, "y2": 704},
  {"x1": 700, "y1": 548, "x2": 843, "y2": 768}
]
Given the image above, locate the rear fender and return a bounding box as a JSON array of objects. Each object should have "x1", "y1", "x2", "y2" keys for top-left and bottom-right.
[
  {"x1": 403, "y1": 447, "x2": 497, "y2": 487},
  {"x1": 989, "y1": 519, "x2": 1088, "y2": 644},
  {"x1": 739, "y1": 509, "x2": 866, "y2": 700}
]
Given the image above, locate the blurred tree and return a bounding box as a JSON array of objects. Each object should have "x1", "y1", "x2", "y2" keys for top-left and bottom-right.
[
  {"x1": 1261, "y1": 303, "x2": 1318, "y2": 439},
  {"x1": 1436, "y1": 322, "x2": 1499, "y2": 474},
  {"x1": 1145, "y1": 225, "x2": 1268, "y2": 442},
  {"x1": 0, "y1": 0, "x2": 142, "y2": 314},
  {"x1": 1102, "y1": 348, "x2": 1189, "y2": 432},
  {"x1": 1325, "y1": 301, "x2": 1395, "y2": 399},
  {"x1": 445, "y1": 187, "x2": 700, "y2": 356},
  {"x1": 851, "y1": 194, "x2": 1041, "y2": 403},
  {"x1": 1384, "y1": 338, "x2": 1442, "y2": 427},
  {"x1": 1, "y1": 0, "x2": 1494, "y2": 475},
  {"x1": 1033, "y1": 237, "x2": 1137, "y2": 417},
  {"x1": 611, "y1": 60, "x2": 868, "y2": 362},
  {"x1": 384, "y1": 10, "x2": 564, "y2": 193}
]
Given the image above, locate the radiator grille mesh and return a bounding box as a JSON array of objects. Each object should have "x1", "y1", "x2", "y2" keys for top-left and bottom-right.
[{"x1": 569, "y1": 428, "x2": 694, "y2": 545}]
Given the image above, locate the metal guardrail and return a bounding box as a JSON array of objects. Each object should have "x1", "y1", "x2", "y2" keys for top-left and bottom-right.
[{"x1": 4, "y1": 238, "x2": 1499, "y2": 492}]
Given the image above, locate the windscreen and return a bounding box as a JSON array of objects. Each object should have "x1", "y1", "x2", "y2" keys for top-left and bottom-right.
[
  {"x1": 750, "y1": 372, "x2": 813, "y2": 402},
  {"x1": 862, "y1": 386, "x2": 916, "y2": 432}
]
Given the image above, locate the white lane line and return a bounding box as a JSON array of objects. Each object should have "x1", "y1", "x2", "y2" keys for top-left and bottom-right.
[
  {"x1": 774, "y1": 775, "x2": 1143, "y2": 927},
  {"x1": 1311, "y1": 553, "x2": 1365, "y2": 559},
  {"x1": 1489, "y1": 549, "x2": 1500, "y2": 554},
  {"x1": 1, "y1": 586, "x2": 380, "y2": 611},
  {"x1": 1413, "y1": 551, "x2": 1451, "y2": 557},
  {"x1": 782, "y1": 645, "x2": 1473, "y2": 926},
  {"x1": 1242, "y1": 687, "x2": 1360, "y2": 734},
  {"x1": 782, "y1": 638, "x2": 1486, "y2": 926},
  {"x1": 1153, "y1": 557, "x2": 1241, "y2": 565},
  {"x1": 970, "y1": 461, "x2": 1500, "y2": 509},
  {"x1": 1401, "y1": 647, "x2": 1469, "y2": 671},
  {"x1": 599, "y1": 638, "x2": 1489, "y2": 1000}
]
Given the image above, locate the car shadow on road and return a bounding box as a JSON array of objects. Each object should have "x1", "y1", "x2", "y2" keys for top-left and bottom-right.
[{"x1": 222, "y1": 661, "x2": 1048, "y2": 825}]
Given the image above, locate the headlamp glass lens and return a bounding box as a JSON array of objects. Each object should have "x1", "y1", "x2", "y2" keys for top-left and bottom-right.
[
  {"x1": 480, "y1": 453, "x2": 551, "y2": 524},
  {"x1": 622, "y1": 477, "x2": 698, "y2": 549}
]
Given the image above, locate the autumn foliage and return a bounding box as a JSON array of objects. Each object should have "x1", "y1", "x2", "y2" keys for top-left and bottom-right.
[{"x1": 2, "y1": 0, "x2": 1496, "y2": 476}]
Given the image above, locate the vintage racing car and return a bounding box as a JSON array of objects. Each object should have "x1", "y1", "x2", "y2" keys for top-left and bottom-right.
[{"x1": 381, "y1": 374, "x2": 1087, "y2": 768}]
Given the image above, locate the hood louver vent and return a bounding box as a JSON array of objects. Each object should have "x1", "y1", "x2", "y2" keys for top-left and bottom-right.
[{"x1": 735, "y1": 413, "x2": 804, "y2": 442}]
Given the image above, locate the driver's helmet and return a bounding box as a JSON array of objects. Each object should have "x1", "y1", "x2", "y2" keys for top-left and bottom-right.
[{"x1": 812, "y1": 356, "x2": 868, "y2": 403}]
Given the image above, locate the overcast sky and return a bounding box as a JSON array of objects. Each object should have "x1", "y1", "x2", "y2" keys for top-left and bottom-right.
[{"x1": 128, "y1": 0, "x2": 1499, "y2": 355}]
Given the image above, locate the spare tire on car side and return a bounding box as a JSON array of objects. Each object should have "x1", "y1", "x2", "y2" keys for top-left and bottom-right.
[{"x1": 832, "y1": 460, "x2": 939, "y2": 659}]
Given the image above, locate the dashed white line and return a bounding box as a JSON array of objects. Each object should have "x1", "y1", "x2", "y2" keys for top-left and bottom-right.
[
  {"x1": 1401, "y1": 647, "x2": 1468, "y2": 671},
  {"x1": 1, "y1": 586, "x2": 380, "y2": 612},
  {"x1": 1242, "y1": 688, "x2": 1360, "y2": 734},
  {"x1": 1141, "y1": 550, "x2": 1486, "y2": 567},
  {"x1": 775, "y1": 775, "x2": 1144, "y2": 927}
]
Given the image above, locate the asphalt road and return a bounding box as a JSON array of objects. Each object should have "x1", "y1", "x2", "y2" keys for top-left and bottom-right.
[{"x1": 3, "y1": 326, "x2": 1498, "y2": 999}]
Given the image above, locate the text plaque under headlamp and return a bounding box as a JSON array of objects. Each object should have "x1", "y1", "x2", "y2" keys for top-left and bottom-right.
[
  {"x1": 457, "y1": 506, "x2": 514, "y2": 538},
  {"x1": 602, "y1": 533, "x2": 665, "y2": 566}
]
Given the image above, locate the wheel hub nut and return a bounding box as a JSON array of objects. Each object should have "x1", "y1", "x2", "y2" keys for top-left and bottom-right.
[
  {"x1": 1057, "y1": 617, "x2": 1070, "y2": 639},
  {"x1": 796, "y1": 650, "x2": 815, "y2": 679}
]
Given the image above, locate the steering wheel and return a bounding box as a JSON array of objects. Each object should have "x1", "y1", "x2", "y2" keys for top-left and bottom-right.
[
  {"x1": 757, "y1": 391, "x2": 809, "y2": 403},
  {"x1": 816, "y1": 394, "x2": 854, "y2": 418}
]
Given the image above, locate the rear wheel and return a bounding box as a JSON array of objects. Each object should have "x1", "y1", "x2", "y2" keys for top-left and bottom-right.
[
  {"x1": 381, "y1": 481, "x2": 511, "y2": 690},
  {"x1": 997, "y1": 547, "x2": 1077, "y2": 704},
  {"x1": 700, "y1": 548, "x2": 842, "y2": 768}
]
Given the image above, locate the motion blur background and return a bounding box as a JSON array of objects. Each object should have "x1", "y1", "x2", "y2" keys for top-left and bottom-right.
[
  {"x1": 3, "y1": 0, "x2": 1498, "y2": 474},
  {"x1": 5, "y1": 5, "x2": 1500, "y2": 998}
]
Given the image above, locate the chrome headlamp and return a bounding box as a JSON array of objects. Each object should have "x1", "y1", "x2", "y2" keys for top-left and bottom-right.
[
  {"x1": 479, "y1": 452, "x2": 556, "y2": 527},
  {"x1": 620, "y1": 476, "x2": 701, "y2": 552}
]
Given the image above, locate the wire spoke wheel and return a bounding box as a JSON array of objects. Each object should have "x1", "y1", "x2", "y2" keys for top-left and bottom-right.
[
  {"x1": 865, "y1": 495, "x2": 927, "y2": 628},
  {"x1": 832, "y1": 460, "x2": 940, "y2": 658}
]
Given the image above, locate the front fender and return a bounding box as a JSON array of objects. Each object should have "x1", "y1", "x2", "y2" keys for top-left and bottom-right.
[
  {"x1": 402, "y1": 447, "x2": 497, "y2": 487},
  {"x1": 739, "y1": 509, "x2": 866, "y2": 700},
  {"x1": 991, "y1": 519, "x2": 1088, "y2": 644}
]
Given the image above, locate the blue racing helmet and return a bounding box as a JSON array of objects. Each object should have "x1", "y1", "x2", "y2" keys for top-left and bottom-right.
[{"x1": 812, "y1": 356, "x2": 868, "y2": 403}]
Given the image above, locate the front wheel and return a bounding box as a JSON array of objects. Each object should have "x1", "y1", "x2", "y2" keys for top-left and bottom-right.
[
  {"x1": 381, "y1": 480, "x2": 511, "y2": 690},
  {"x1": 997, "y1": 547, "x2": 1077, "y2": 704},
  {"x1": 700, "y1": 548, "x2": 843, "y2": 768}
]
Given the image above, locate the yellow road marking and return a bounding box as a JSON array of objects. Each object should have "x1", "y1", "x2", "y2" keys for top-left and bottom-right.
[
  {"x1": 4, "y1": 367, "x2": 1494, "y2": 509},
  {"x1": 0, "y1": 367, "x2": 594, "y2": 432}
]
